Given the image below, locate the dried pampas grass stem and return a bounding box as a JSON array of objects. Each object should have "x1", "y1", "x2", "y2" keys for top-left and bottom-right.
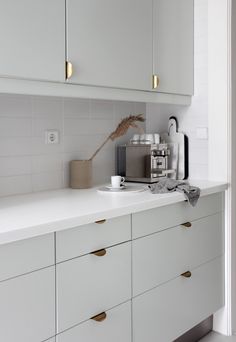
[{"x1": 89, "y1": 114, "x2": 145, "y2": 161}]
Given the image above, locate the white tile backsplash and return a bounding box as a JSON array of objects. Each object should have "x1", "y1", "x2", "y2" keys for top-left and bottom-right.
[
  {"x1": 0, "y1": 117, "x2": 32, "y2": 137},
  {"x1": 0, "y1": 94, "x2": 32, "y2": 117},
  {"x1": 0, "y1": 156, "x2": 31, "y2": 177},
  {"x1": 0, "y1": 95, "x2": 145, "y2": 197},
  {"x1": 0, "y1": 175, "x2": 32, "y2": 197}
]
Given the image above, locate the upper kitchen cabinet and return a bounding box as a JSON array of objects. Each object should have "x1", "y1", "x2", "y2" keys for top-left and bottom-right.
[
  {"x1": 0, "y1": 0, "x2": 65, "y2": 82},
  {"x1": 66, "y1": 0, "x2": 153, "y2": 91},
  {"x1": 153, "y1": 0, "x2": 194, "y2": 95}
]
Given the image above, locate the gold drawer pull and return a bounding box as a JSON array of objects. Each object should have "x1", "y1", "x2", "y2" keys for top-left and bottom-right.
[
  {"x1": 152, "y1": 74, "x2": 160, "y2": 89},
  {"x1": 181, "y1": 222, "x2": 192, "y2": 228},
  {"x1": 181, "y1": 271, "x2": 192, "y2": 278},
  {"x1": 95, "y1": 219, "x2": 106, "y2": 224},
  {"x1": 91, "y1": 249, "x2": 107, "y2": 257},
  {"x1": 91, "y1": 312, "x2": 107, "y2": 322},
  {"x1": 66, "y1": 61, "x2": 73, "y2": 79}
]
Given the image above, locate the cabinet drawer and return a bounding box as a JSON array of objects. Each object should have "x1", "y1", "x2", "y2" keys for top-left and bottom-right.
[
  {"x1": 0, "y1": 233, "x2": 54, "y2": 281},
  {"x1": 133, "y1": 213, "x2": 224, "y2": 296},
  {"x1": 133, "y1": 257, "x2": 224, "y2": 342},
  {"x1": 132, "y1": 193, "x2": 223, "y2": 239},
  {"x1": 56, "y1": 215, "x2": 131, "y2": 262},
  {"x1": 56, "y1": 301, "x2": 131, "y2": 342},
  {"x1": 0, "y1": 267, "x2": 55, "y2": 342},
  {"x1": 57, "y1": 242, "x2": 131, "y2": 333}
]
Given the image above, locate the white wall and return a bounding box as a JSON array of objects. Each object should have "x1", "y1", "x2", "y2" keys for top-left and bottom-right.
[
  {"x1": 146, "y1": 0, "x2": 209, "y2": 180},
  {"x1": 0, "y1": 94, "x2": 145, "y2": 197},
  {"x1": 208, "y1": 0, "x2": 232, "y2": 335},
  {"x1": 231, "y1": 0, "x2": 236, "y2": 333}
]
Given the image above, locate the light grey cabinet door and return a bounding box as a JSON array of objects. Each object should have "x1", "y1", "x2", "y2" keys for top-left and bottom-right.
[
  {"x1": 0, "y1": 267, "x2": 55, "y2": 342},
  {"x1": 0, "y1": 0, "x2": 65, "y2": 82},
  {"x1": 153, "y1": 0, "x2": 194, "y2": 95},
  {"x1": 66, "y1": 0, "x2": 153, "y2": 91}
]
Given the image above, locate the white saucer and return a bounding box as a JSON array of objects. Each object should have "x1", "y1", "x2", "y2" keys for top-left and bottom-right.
[
  {"x1": 97, "y1": 185, "x2": 147, "y2": 194},
  {"x1": 106, "y1": 185, "x2": 126, "y2": 191}
]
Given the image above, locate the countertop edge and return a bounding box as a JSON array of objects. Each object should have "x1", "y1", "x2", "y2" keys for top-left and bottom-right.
[{"x1": 0, "y1": 182, "x2": 228, "y2": 246}]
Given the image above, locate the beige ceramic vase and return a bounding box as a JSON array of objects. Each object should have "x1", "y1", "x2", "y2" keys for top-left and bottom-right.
[{"x1": 70, "y1": 160, "x2": 92, "y2": 189}]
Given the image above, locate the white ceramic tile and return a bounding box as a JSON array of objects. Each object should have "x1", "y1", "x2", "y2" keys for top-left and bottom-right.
[
  {"x1": 188, "y1": 146, "x2": 208, "y2": 165},
  {"x1": 63, "y1": 118, "x2": 91, "y2": 136},
  {"x1": 32, "y1": 137, "x2": 63, "y2": 156},
  {"x1": 32, "y1": 115, "x2": 63, "y2": 137},
  {"x1": 0, "y1": 137, "x2": 32, "y2": 157},
  {"x1": 114, "y1": 101, "x2": 136, "y2": 123},
  {"x1": 64, "y1": 98, "x2": 90, "y2": 118},
  {"x1": 64, "y1": 118, "x2": 115, "y2": 136},
  {"x1": 0, "y1": 117, "x2": 32, "y2": 137},
  {"x1": 32, "y1": 154, "x2": 63, "y2": 174},
  {"x1": 90, "y1": 100, "x2": 114, "y2": 119},
  {"x1": 0, "y1": 156, "x2": 31, "y2": 177},
  {"x1": 0, "y1": 175, "x2": 32, "y2": 197},
  {"x1": 0, "y1": 94, "x2": 32, "y2": 117},
  {"x1": 64, "y1": 134, "x2": 111, "y2": 153},
  {"x1": 32, "y1": 171, "x2": 63, "y2": 192},
  {"x1": 33, "y1": 96, "x2": 63, "y2": 117},
  {"x1": 189, "y1": 163, "x2": 208, "y2": 180}
]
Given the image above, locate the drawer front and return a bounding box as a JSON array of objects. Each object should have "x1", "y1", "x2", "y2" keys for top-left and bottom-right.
[
  {"x1": 57, "y1": 242, "x2": 131, "y2": 333},
  {"x1": 132, "y1": 192, "x2": 223, "y2": 239},
  {"x1": 0, "y1": 267, "x2": 55, "y2": 342},
  {"x1": 57, "y1": 301, "x2": 131, "y2": 342},
  {"x1": 0, "y1": 233, "x2": 54, "y2": 281},
  {"x1": 133, "y1": 257, "x2": 224, "y2": 342},
  {"x1": 56, "y1": 215, "x2": 131, "y2": 262},
  {"x1": 133, "y1": 213, "x2": 224, "y2": 296}
]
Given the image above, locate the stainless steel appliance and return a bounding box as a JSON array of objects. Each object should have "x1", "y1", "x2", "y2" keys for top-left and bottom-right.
[{"x1": 117, "y1": 142, "x2": 176, "y2": 183}]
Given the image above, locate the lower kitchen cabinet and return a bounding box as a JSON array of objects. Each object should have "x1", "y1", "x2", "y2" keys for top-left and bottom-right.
[
  {"x1": 56, "y1": 242, "x2": 131, "y2": 333},
  {"x1": 132, "y1": 212, "x2": 224, "y2": 296},
  {"x1": 133, "y1": 257, "x2": 224, "y2": 342},
  {"x1": 0, "y1": 233, "x2": 54, "y2": 282},
  {"x1": 56, "y1": 301, "x2": 131, "y2": 342},
  {"x1": 0, "y1": 191, "x2": 225, "y2": 342},
  {"x1": 0, "y1": 266, "x2": 55, "y2": 342}
]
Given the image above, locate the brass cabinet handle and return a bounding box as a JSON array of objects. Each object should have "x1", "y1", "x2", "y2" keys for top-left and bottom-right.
[
  {"x1": 181, "y1": 271, "x2": 192, "y2": 278},
  {"x1": 95, "y1": 219, "x2": 106, "y2": 224},
  {"x1": 91, "y1": 249, "x2": 107, "y2": 257},
  {"x1": 181, "y1": 222, "x2": 192, "y2": 228},
  {"x1": 152, "y1": 74, "x2": 160, "y2": 89},
  {"x1": 91, "y1": 312, "x2": 107, "y2": 322},
  {"x1": 66, "y1": 61, "x2": 73, "y2": 79}
]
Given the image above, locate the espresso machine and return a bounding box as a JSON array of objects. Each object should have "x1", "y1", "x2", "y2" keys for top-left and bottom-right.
[{"x1": 117, "y1": 141, "x2": 177, "y2": 184}]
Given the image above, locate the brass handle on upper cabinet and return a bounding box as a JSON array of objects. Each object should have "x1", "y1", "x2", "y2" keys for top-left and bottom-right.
[
  {"x1": 152, "y1": 74, "x2": 160, "y2": 89},
  {"x1": 181, "y1": 222, "x2": 192, "y2": 228},
  {"x1": 181, "y1": 271, "x2": 192, "y2": 278},
  {"x1": 95, "y1": 219, "x2": 106, "y2": 224},
  {"x1": 91, "y1": 249, "x2": 107, "y2": 257},
  {"x1": 66, "y1": 61, "x2": 73, "y2": 79},
  {"x1": 91, "y1": 312, "x2": 107, "y2": 322}
]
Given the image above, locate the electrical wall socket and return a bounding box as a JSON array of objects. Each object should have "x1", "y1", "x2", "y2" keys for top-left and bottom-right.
[{"x1": 45, "y1": 130, "x2": 59, "y2": 144}]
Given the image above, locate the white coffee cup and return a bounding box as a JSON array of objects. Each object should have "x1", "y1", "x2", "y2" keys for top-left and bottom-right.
[{"x1": 111, "y1": 175, "x2": 125, "y2": 188}]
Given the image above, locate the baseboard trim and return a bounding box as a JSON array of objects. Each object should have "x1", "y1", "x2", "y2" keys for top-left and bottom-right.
[{"x1": 174, "y1": 316, "x2": 213, "y2": 342}]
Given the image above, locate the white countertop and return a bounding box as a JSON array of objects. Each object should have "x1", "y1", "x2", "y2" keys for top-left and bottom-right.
[{"x1": 0, "y1": 180, "x2": 227, "y2": 245}]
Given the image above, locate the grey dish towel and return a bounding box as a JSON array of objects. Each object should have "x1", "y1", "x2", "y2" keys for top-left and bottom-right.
[{"x1": 148, "y1": 179, "x2": 201, "y2": 207}]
